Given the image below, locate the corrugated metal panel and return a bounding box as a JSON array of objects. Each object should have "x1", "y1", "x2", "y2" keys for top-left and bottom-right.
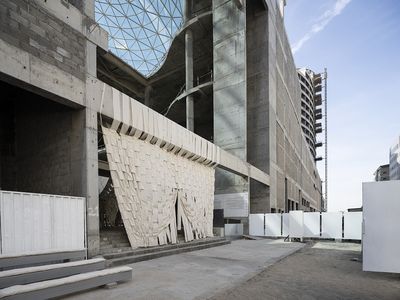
[{"x1": 0, "y1": 191, "x2": 85, "y2": 255}]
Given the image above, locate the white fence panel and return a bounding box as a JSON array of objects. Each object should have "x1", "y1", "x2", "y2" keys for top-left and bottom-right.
[
  {"x1": 224, "y1": 224, "x2": 243, "y2": 236},
  {"x1": 249, "y1": 214, "x2": 264, "y2": 236},
  {"x1": 343, "y1": 212, "x2": 362, "y2": 240},
  {"x1": 0, "y1": 191, "x2": 85, "y2": 255},
  {"x1": 304, "y1": 212, "x2": 320, "y2": 238},
  {"x1": 289, "y1": 211, "x2": 304, "y2": 238},
  {"x1": 282, "y1": 213, "x2": 289, "y2": 236},
  {"x1": 363, "y1": 181, "x2": 400, "y2": 273},
  {"x1": 265, "y1": 213, "x2": 282, "y2": 236},
  {"x1": 321, "y1": 212, "x2": 343, "y2": 239}
]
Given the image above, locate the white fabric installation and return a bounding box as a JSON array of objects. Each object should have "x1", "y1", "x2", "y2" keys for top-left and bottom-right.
[
  {"x1": 102, "y1": 127, "x2": 214, "y2": 248},
  {"x1": 321, "y1": 212, "x2": 343, "y2": 239}
]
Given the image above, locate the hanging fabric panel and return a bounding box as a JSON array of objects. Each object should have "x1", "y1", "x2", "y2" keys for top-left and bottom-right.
[{"x1": 102, "y1": 126, "x2": 214, "y2": 248}]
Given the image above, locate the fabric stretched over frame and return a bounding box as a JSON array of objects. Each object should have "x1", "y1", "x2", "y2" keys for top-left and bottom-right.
[{"x1": 102, "y1": 127, "x2": 214, "y2": 248}]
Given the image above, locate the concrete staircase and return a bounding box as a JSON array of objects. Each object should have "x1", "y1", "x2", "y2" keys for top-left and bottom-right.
[
  {"x1": 100, "y1": 228, "x2": 132, "y2": 255},
  {"x1": 105, "y1": 237, "x2": 231, "y2": 267},
  {"x1": 0, "y1": 253, "x2": 132, "y2": 299}
]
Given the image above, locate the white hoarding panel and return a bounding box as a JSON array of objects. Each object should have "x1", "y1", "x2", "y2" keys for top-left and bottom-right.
[
  {"x1": 282, "y1": 213, "x2": 289, "y2": 237},
  {"x1": 363, "y1": 181, "x2": 400, "y2": 273},
  {"x1": 214, "y1": 192, "x2": 248, "y2": 218},
  {"x1": 343, "y1": 212, "x2": 362, "y2": 240},
  {"x1": 0, "y1": 191, "x2": 85, "y2": 255},
  {"x1": 265, "y1": 213, "x2": 282, "y2": 236},
  {"x1": 249, "y1": 214, "x2": 264, "y2": 236},
  {"x1": 289, "y1": 211, "x2": 304, "y2": 238},
  {"x1": 304, "y1": 212, "x2": 320, "y2": 238},
  {"x1": 224, "y1": 224, "x2": 243, "y2": 236},
  {"x1": 321, "y1": 212, "x2": 342, "y2": 239}
]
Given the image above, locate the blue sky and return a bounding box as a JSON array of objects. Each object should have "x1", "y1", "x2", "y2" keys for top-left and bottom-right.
[{"x1": 284, "y1": 0, "x2": 400, "y2": 211}]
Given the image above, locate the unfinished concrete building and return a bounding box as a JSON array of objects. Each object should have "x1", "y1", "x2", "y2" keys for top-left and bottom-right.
[
  {"x1": 0, "y1": 0, "x2": 322, "y2": 280},
  {"x1": 297, "y1": 68, "x2": 324, "y2": 159}
]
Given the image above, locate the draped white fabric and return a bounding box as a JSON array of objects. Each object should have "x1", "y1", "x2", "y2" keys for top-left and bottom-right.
[{"x1": 102, "y1": 127, "x2": 214, "y2": 248}]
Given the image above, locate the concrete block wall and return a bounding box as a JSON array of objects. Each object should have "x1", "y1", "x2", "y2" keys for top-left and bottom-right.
[{"x1": 0, "y1": 0, "x2": 86, "y2": 81}]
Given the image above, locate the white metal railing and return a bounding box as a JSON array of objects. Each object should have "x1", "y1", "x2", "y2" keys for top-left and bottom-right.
[
  {"x1": 249, "y1": 211, "x2": 362, "y2": 240},
  {"x1": 0, "y1": 190, "x2": 86, "y2": 255}
]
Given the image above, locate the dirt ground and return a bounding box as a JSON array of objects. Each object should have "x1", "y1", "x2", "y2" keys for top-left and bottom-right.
[{"x1": 209, "y1": 242, "x2": 400, "y2": 300}]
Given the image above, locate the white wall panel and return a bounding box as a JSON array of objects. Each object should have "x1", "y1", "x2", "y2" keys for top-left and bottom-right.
[
  {"x1": 343, "y1": 212, "x2": 362, "y2": 240},
  {"x1": 304, "y1": 212, "x2": 320, "y2": 238},
  {"x1": 321, "y1": 212, "x2": 343, "y2": 239},
  {"x1": 265, "y1": 213, "x2": 282, "y2": 236},
  {"x1": 289, "y1": 211, "x2": 304, "y2": 238},
  {"x1": 363, "y1": 181, "x2": 400, "y2": 273},
  {"x1": 214, "y1": 193, "x2": 248, "y2": 218},
  {"x1": 0, "y1": 191, "x2": 85, "y2": 255},
  {"x1": 249, "y1": 214, "x2": 264, "y2": 236},
  {"x1": 224, "y1": 224, "x2": 243, "y2": 236},
  {"x1": 282, "y1": 213, "x2": 289, "y2": 236}
]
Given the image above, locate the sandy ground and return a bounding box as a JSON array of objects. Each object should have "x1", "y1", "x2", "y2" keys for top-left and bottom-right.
[{"x1": 209, "y1": 241, "x2": 400, "y2": 300}]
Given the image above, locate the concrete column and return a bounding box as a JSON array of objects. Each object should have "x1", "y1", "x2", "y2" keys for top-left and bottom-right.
[
  {"x1": 84, "y1": 107, "x2": 99, "y2": 258},
  {"x1": 184, "y1": 0, "x2": 194, "y2": 131},
  {"x1": 144, "y1": 85, "x2": 152, "y2": 107},
  {"x1": 185, "y1": 28, "x2": 194, "y2": 131},
  {"x1": 84, "y1": 38, "x2": 99, "y2": 257}
]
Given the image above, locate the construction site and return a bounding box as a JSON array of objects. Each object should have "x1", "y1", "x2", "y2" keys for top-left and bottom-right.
[{"x1": 0, "y1": 0, "x2": 398, "y2": 299}]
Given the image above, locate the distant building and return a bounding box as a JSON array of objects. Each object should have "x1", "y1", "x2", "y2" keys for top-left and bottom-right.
[
  {"x1": 389, "y1": 137, "x2": 400, "y2": 180},
  {"x1": 374, "y1": 164, "x2": 390, "y2": 181},
  {"x1": 297, "y1": 68, "x2": 324, "y2": 159}
]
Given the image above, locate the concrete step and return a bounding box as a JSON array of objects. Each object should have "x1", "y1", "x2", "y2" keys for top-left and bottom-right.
[
  {"x1": 0, "y1": 249, "x2": 86, "y2": 271},
  {"x1": 0, "y1": 266, "x2": 132, "y2": 300},
  {"x1": 99, "y1": 247, "x2": 132, "y2": 255},
  {"x1": 107, "y1": 239, "x2": 231, "y2": 267},
  {"x1": 0, "y1": 258, "x2": 106, "y2": 289},
  {"x1": 103, "y1": 237, "x2": 227, "y2": 260}
]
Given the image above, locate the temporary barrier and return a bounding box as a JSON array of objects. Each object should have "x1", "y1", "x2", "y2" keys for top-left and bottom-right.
[
  {"x1": 321, "y1": 212, "x2": 343, "y2": 239},
  {"x1": 303, "y1": 212, "x2": 320, "y2": 238},
  {"x1": 289, "y1": 211, "x2": 304, "y2": 238},
  {"x1": 343, "y1": 212, "x2": 362, "y2": 240},
  {"x1": 363, "y1": 181, "x2": 400, "y2": 273},
  {"x1": 265, "y1": 213, "x2": 282, "y2": 236},
  {"x1": 0, "y1": 190, "x2": 86, "y2": 255},
  {"x1": 224, "y1": 224, "x2": 243, "y2": 236},
  {"x1": 282, "y1": 213, "x2": 290, "y2": 237},
  {"x1": 249, "y1": 214, "x2": 264, "y2": 236},
  {"x1": 249, "y1": 211, "x2": 361, "y2": 241}
]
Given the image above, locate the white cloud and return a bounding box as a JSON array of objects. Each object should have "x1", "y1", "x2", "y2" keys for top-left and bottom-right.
[{"x1": 291, "y1": 0, "x2": 352, "y2": 54}]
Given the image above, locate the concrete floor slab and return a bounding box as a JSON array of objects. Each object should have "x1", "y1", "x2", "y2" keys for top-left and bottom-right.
[{"x1": 65, "y1": 239, "x2": 303, "y2": 300}]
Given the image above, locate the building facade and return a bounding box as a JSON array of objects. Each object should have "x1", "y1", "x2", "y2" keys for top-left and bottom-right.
[
  {"x1": 390, "y1": 137, "x2": 400, "y2": 180},
  {"x1": 0, "y1": 0, "x2": 322, "y2": 258},
  {"x1": 297, "y1": 68, "x2": 323, "y2": 159},
  {"x1": 374, "y1": 164, "x2": 390, "y2": 181}
]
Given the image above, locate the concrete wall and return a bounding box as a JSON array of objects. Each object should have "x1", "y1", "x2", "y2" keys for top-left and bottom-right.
[
  {"x1": 213, "y1": 0, "x2": 248, "y2": 195},
  {"x1": 0, "y1": 0, "x2": 101, "y2": 256},
  {"x1": 246, "y1": 0, "x2": 322, "y2": 213}
]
